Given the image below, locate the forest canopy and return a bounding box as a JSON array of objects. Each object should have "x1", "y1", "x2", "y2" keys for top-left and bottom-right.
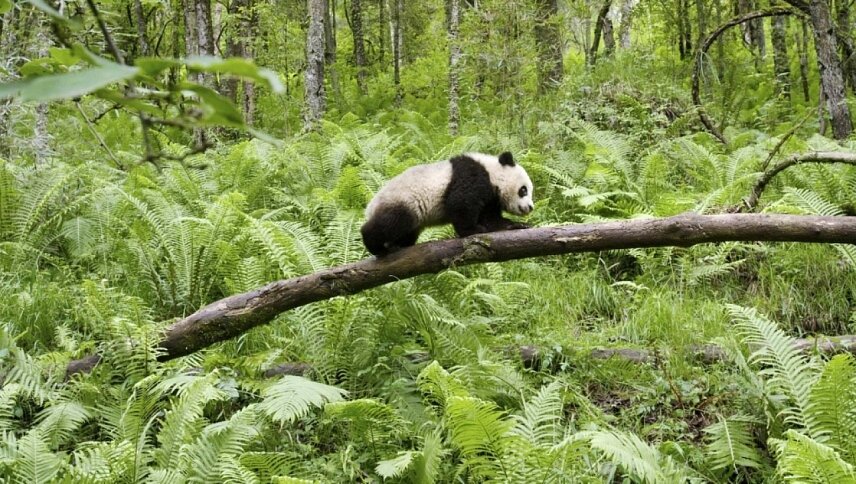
[{"x1": 3, "y1": 0, "x2": 856, "y2": 481}]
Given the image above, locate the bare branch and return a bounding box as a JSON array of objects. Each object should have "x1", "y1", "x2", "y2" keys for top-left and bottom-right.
[
  {"x1": 66, "y1": 213, "x2": 856, "y2": 376},
  {"x1": 744, "y1": 151, "x2": 856, "y2": 210},
  {"x1": 692, "y1": 7, "x2": 797, "y2": 144}
]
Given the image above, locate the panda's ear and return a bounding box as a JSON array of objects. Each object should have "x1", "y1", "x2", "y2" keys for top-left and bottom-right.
[{"x1": 498, "y1": 152, "x2": 515, "y2": 167}]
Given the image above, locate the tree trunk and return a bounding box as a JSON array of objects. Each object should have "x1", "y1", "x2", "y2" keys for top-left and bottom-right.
[
  {"x1": 323, "y1": 0, "x2": 341, "y2": 101},
  {"x1": 805, "y1": 0, "x2": 853, "y2": 139},
  {"x1": 602, "y1": 12, "x2": 615, "y2": 56},
  {"x1": 771, "y1": 15, "x2": 791, "y2": 98},
  {"x1": 798, "y1": 18, "x2": 811, "y2": 102},
  {"x1": 304, "y1": 0, "x2": 327, "y2": 130},
  {"x1": 0, "y1": 7, "x2": 17, "y2": 158},
  {"x1": 183, "y1": 0, "x2": 197, "y2": 58},
  {"x1": 133, "y1": 0, "x2": 149, "y2": 57},
  {"x1": 378, "y1": 0, "x2": 385, "y2": 63},
  {"x1": 588, "y1": 0, "x2": 612, "y2": 65},
  {"x1": 695, "y1": 0, "x2": 706, "y2": 45},
  {"x1": 393, "y1": 0, "x2": 402, "y2": 105},
  {"x1": 835, "y1": 0, "x2": 856, "y2": 91},
  {"x1": 617, "y1": 0, "x2": 636, "y2": 48},
  {"x1": 750, "y1": 0, "x2": 765, "y2": 59},
  {"x1": 350, "y1": 0, "x2": 367, "y2": 94},
  {"x1": 448, "y1": 0, "x2": 461, "y2": 135},
  {"x1": 223, "y1": 0, "x2": 255, "y2": 124},
  {"x1": 534, "y1": 0, "x2": 563, "y2": 92},
  {"x1": 66, "y1": 212, "x2": 856, "y2": 375},
  {"x1": 33, "y1": 26, "x2": 50, "y2": 165},
  {"x1": 681, "y1": 0, "x2": 692, "y2": 57}
]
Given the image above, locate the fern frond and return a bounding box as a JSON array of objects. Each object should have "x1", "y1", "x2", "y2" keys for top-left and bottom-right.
[
  {"x1": 806, "y1": 353, "x2": 856, "y2": 460},
  {"x1": 771, "y1": 430, "x2": 856, "y2": 483},
  {"x1": 703, "y1": 414, "x2": 764, "y2": 472},
  {"x1": 375, "y1": 451, "x2": 418, "y2": 479},
  {"x1": 573, "y1": 429, "x2": 687, "y2": 483},
  {"x1": 258, "y1": 376, "x2": 346, "y2": 424},
  {"x1": 511, "y1": 381, "x2": 564, "y2": 447},
  {"x1": 445, "y1": 396, "x2": 516, "y2": 481},
  {"x1": 9, "y1": 429, "x2": 65, "y2": 484},
  {"x1": 728, "y1": 304, "x2": 819, "y2": 433}
]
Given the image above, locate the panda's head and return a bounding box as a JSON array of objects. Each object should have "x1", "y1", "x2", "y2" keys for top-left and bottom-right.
[{"x1": 494, "y1": 152, "x2": 534, "y2": 216}]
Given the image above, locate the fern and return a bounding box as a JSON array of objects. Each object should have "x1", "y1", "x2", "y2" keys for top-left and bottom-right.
[
  {"x1": 444, "y1": 396, "x2": 516, "y2": 481},
  {"x1": 703, "y1": 414, "x2": 764, "y2": 472},
  {"x1": 572, "y1": 429, "x2": 689, "y2": 483},
  {"x1": 8, "y1": 429, "x2": 66, "y2": 484},
  {"x1": 728, "y1": 304, "x2": 820, "y2": 434},
  {"x1": 771, "y1": 430, "x2": 856, "y2": 483},
  {"x1": 806, "y1": 353, "x2": 856, "y2": 461},
  {"x1": 258, "y1": 376, "x2": 346, "y2": 424}
]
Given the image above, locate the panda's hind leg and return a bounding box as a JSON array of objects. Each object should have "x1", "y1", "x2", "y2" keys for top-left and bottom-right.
[{"x1": 361, "y1": 204, "x2": 419, "y2": 256}]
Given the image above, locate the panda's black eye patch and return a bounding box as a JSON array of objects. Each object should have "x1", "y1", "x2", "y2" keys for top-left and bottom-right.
[{"x1": 518, "y1": 186, "x2": 527, "y2": 197}]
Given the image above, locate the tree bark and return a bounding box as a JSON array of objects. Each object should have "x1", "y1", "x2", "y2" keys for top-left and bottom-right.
[
  {"x1": 67, "y1": 213, "x2": 856, "y2": 375},
  {"x1": 801, "y1": 0, "x2": 853, "y2": 139},
  {"x1": 133, "y1": 0, "x2": 149, "y2": 57},
  {"x1": 33, "y1": 26, "x2": 50, "y2": 165},
  {"x1": 183, "y1": 0, "x2": 198, "y2": 58},
  {"x1": 743, "y1": 151, "x2": 856, "y2": 209},
  {"x1": 350, "y1": 0, "x2": 367, "y2": 95},
  {"x1": 448, "y1": 0, "x2": 461, "y2": 135},
  {"x1": 323, "y1": 0, "x2": 341, "y2": 101},
  {"x1": 602, "y1": 12, "x2": 615, "y2": 56},
  {"x1": 691, "y1": 7, "x2": 796, "y2": 144},
  {"x1": 392, "y1": 0, "x2": 402, "y2": 105},
  {"x1": 223, "y1": 0, "x2": 256, "y2": 124},
  {"x1": 303, "y1": 0, "x2": 327, "y2": 131},
  {"x1": 798, "y1": 18, "x2": 811, "y2": 102},
  {"x1": 771, "y1": 15, "x2": 791, "y2": 98},
  {"x1": 835, "y1": 0, "x2": 856, "y2": 91},
  {"x1": 588, "y1": 0, "x2": 612, "y2": 65},
  {"x1": 534, "y1": 0, "x2": 563, "y2": 92},
  {"x1": 378, "y1": 0, "x2": 385, "y2": 63},
  {"x1": 617, "y1": 0, "x2": 636, "y2": 48}
]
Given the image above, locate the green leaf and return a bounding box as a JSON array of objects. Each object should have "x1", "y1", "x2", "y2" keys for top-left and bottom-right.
[
  {"x1": 0, "y1": 0, "x2": 11, "y2": 14},
  {"x1": 135, "y1": 57, "x2": 181, "y2": 76},
  {"x1": 24, "y1": 0, "x2": 81, "y2": 28},
  {"x1": 185, "y1": 56, "x2": 285, "y2": 93},
  {"x1": 183, "y1": 83, "x2": 244, "y2": 126},
  {"x1": 2, "y1": 64, "x2": 139, "y2": 102},
  {"x1": 376, "y1": 451, "x2": 417, "y2": 479}
]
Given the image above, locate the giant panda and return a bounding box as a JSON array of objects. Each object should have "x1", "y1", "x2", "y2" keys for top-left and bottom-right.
[{"x1": 360, "y1": 151, "x2": 534, "y2": 256}]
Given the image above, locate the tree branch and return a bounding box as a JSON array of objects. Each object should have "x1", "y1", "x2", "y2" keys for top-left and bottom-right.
[
  {"x1": 743, "y1": 151, "x2": 856, "y2": 210},
  {"x1": 691, "y1": 7, "x2": 797, "y2": 144},
  {"x1": 66, "y1": 213, "x2": 856, "y2": 376}
]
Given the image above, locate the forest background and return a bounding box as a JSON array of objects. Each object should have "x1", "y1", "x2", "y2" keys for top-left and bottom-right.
[{"x1": 3, "y1": 0, "x2": 856, "y2": 481}]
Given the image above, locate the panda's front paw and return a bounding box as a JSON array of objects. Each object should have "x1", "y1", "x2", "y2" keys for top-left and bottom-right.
[{"x1": 507, "y1": 222, "x2": 531, "y2": 230}]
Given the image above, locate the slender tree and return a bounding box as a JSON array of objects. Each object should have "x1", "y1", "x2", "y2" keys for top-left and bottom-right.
[
  {"x1": 133, "y1": 0, "x2": 149, "y2": 57},
  {"x1": 835, "y1": 0, "x2": 856, "y2": 91},
  {"x1": 798, "y1": 18, "x2": 811, "y2": 102},
  {"x1": 771, "y1": 15, "x2": 790, "y2": 98},
  {"x1": 323, "y1": 0, "x2": 341, "y2": 100},
  {"x1": 448, "y1": 0, "x2": 461, "y2": 135},
  {"x1": 393, "y1": 0, "x2": 402, "y2": 105},
  {"x1": 304, "y1": 0, "x2": 327, "y2": 130},
  {"x1": 350, "y1": 0, "x2": 367, "y2": 94},
  {"x1": 588, "y1": 0, "x2": 612, "y2": 65},
  {"x1": 617, "y1": 0, "x2": 636, "y2": 48},
  {"x1": 534, "y1": 0, "x2": 563, "y2": 91},
  {"x1": 801, "y1": 0, "x2": 853, "y2": 138}
]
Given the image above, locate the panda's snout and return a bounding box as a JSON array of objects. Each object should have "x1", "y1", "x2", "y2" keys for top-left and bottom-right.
[{"x1": 520, "y1": 203, "x2": 533, "y2": 215}]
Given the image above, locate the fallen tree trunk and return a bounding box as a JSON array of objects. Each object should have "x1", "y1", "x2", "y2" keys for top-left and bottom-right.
[
  {"x1": 262, "y1": 336, "x2": 856, "y2": 377},
  {"x1": 67, "y1": 213, "x2": 856, "y2": 376}
]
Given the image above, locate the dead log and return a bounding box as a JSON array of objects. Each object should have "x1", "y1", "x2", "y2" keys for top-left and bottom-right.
[{"x1": 67, "y1": 213, "x2": 856, "y2": 377}]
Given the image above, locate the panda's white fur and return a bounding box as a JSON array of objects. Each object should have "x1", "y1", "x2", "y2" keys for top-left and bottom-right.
[{"x1": 361, "y1": 151, "x2": 534, "y2": 256}]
